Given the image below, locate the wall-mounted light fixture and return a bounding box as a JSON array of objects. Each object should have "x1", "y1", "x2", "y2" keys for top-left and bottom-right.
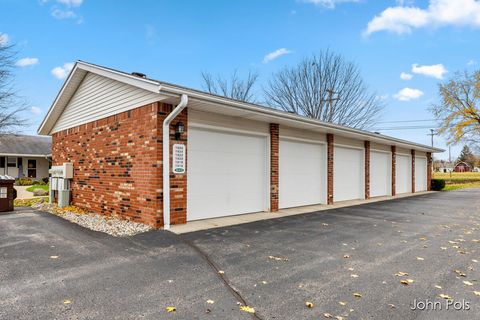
[{"x1": 174, "y1": 121, "x2": 185, "y2": 140}]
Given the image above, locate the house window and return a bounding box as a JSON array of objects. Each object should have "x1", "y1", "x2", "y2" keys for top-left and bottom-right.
[
  {"x1": 0, "y1": 187, "x2": 7, "y2": 199},
  {"x1": 0, "y1": 157, "x2": 4, "y2": 168},
  {"x1": 27, "y1": 159, "x2": 37, "y2": 178},
  {"x1": 7, "y1": 157, "x2": 16, "y2": 168}
]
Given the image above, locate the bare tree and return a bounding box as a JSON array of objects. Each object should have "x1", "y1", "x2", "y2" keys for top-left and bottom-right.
[
  {"x1": 0, "y1": 36, "x2": 27, "y2": 133},
  {"x1": 431, "y1": 70, "x2": 480, "y2": 150},
  {"x1": 201, "y1": 70, "x2": 259, "y2": 103},
  {"x1": 264, "y1": 50, "x2": 384, "y2": 129}
]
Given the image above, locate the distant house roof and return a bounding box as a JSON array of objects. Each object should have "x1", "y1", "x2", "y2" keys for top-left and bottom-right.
[
  {"x1": 454, "y1": 161, "x2": 471, "y2": 168},
  {"x1": 0, "y1": 134, "x2": 51, "y2": 156}
]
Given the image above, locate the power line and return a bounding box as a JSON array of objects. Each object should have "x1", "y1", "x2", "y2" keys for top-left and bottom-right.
[
  {"x1": 373, "y1": 125, "x2": 440, "y2": 130},
  {"x1": 376, "y1": 119, "x2": 437, "y2": 124}
]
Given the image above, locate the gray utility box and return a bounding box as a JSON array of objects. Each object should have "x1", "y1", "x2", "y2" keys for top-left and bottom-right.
[{"x1": 58, "y1": 190, "x2": 70, "y2": 208}]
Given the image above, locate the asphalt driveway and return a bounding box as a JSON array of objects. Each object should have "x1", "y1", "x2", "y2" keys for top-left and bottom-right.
[{"x1": 1, "y1": 189, "x2": 480, "y2": 319}]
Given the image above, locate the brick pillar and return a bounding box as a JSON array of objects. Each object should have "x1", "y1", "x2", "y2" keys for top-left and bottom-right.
[
  {"x1": 158, "y1": 103, "x2": 188, "y2": 226},
  {"x1": 391, "y1": 146, "x2": 396, "y2": 196},
  {"x1": 364, "y1": 141, "x2": 370, "y2": 199},
  {"x1": 411, "y1": 149, "x2": 416, "y2": 193},
  {"x1": 327, "y1": 134, "x2": 334, "y2": 204},
  {"x1": 427, "y1": 152, "x2": 432, "y2": 191},
  {"x1": 270, "y1": 123, "x2": 279, "y2": 212}
]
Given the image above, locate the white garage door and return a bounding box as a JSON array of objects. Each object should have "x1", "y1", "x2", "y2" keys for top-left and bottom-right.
[
  {"x1": 370, "y1": 150, "x2": 391, "y2": 197},
  {"x1": 187, "y1": 127, "x2": 267, "y2": 221},
  {"x1": 415, "y1": 157, "x2": 427, "y2": 192},
  {"x1": 396, "y1": 154, "x2": 412, "y2": 194},
  {"x1": 334, "y1": 146, "x2": 364, "y2": 202},
  {"x1": 279, "y1": 138, "x2": 326, "y2": 209}
]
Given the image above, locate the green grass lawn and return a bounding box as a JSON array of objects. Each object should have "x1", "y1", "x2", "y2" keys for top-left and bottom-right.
[
  {"x1": 26, "y1": 184, "x2": 49, "y2": 192},
  {"x1": 433, "y1": 172, "x2": 480, "y2": 191}
]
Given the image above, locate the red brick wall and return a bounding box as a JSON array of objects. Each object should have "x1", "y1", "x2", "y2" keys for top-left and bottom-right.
[
  {"x1": 364, "y1": 141, "x2": 370, "y2": 199},
  {"x1": 427, "y1": 152, "x2": 432, "y2": 191},
  {"x1": 411, "y1": 149, "x2": 416, "y2": 193},
  {"x1": 52, "y1": 102, "x2": 186, "y2": 229},
  {"x1": 327, "y1": 133, "x2": 334, "y2": 204},
  {"x1": 391, "y1": 146, "x2": 396, "y2": 196},
  {"x1": 270, "y1": 124, "x2": 279, "y2": 212}
]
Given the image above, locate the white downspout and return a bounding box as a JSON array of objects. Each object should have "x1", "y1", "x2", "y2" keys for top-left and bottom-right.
[{"x1": 162, "y1": 94, "x2": 188, "y2": 229}]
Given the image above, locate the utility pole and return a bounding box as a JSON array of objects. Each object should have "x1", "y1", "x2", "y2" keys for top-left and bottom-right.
[
  {"x1": 428, "y1": 129, "x2": 435, "y2": 148},
  {"x1": 322, "y1": 89, "x2": 340, "y2": 122}
]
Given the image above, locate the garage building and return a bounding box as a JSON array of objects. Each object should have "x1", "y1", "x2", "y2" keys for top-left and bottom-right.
[{"x1": 38, "y1": 61, "x2": 442, "y2": 229}]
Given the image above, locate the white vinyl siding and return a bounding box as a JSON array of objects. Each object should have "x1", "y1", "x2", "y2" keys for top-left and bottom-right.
[
  {"x1": 396, "y1": 154, "x2": 412, "y2": 194},
  {"x1": 279, "y1": 138, "x2": 326, "y2": 209},
  {"x1": 51, "y1": 73, "x2": 160, "y2": 133},
  {"x1": 334, "y1": 146, "x2": 364, "y2": 202},
  {"x1": 370, "y1": 150, "x2": 391, "y2": 197},
  {"x1": 187, "y1": 126, "x2": 268, "y2": 221},
  {"x1": 415, "y1": 157, "x2": 428, "y2": 192}
]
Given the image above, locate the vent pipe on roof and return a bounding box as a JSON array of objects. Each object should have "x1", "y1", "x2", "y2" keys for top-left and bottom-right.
[
  {"x1": 131, "y1": 72, "x2": 147, "y2": 78},
  {"x1": 162, "y1": 94, "x2": 188, "y2": 230}
]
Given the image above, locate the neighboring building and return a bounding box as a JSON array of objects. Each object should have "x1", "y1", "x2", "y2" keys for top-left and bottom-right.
[
  {"x1": 38, "y1": 61, "x2": 443, "y2": 229},
  {"x1": 454, "y1": 161, "x2": 471, "y2": 172},
  {"x1": 0, "y1": 134, "x2": 51, "y2": 180}
]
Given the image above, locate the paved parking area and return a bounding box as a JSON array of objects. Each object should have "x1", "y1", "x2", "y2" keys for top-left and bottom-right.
[{"x1": 1, "y1": 189, "x2": 480, "y2": 319}]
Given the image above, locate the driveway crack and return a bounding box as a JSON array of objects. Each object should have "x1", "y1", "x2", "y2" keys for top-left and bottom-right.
[{"x1": 177, "y1": 234, "x2": 263, "y2": 320}]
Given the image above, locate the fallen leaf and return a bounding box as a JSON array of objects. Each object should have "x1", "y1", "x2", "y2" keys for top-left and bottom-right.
[
  {"x1": 449, "y1": 241, "x2": 458, "y2": 244},
  {"x1": 338, "y1": 301, "x2": 347, "y2": 306},
  {"x1": 435, "y1": 285, "x2": 442, "y2": 289},
  {"x1": 335, "y1": 316, "x2": 345, "y2": 320},
  {"x1": 353, "y1": 293, "x2": 362, "y2": 298},
  {"x1": 463, "y1": 281, "x2": 474, "y2": 286},
  {"x1": 439, "y1": 294, "x2": 453, "y2": 300},
  {"x1": 472, "y1": 259, "x2": 478, "y2": 263},
  {"x1": 388, "y1": 304, "x2": 396, "y2": 309},
  {"x1": 324, "y1": 313, "x2": 333, "y2": 318},
  {"x1": 400, "y1": 279, "x2": 415, "y2": 285},
  {"x1": 166, "y1": 306, "x2": 176, "y2": 313},
  {"x1": 347, "y1": 267, "x2": 355, "y2": 271},
  {"x1": 343, "y1": 255, "x2": 350, "y2": 259},
  {"x1": 240, "y1": 305, "x2": 255, "y2": 313},
  {"x1": 473, "y1": 291, "x2": 480, "y2": 296},
  {"x1": 206, "y1": 300, "x2": 214, "y2": 304},
  {"x1": 63, "y1": 300, "x2": 71, "y2": 305},
  {"x1": 305, "y1": 301, "x2": 314, "y2": 308},
  {"x1": 454, "y1": 269, "x2": 466, "y2": 277},
  {"x1": 458, "y1": 250, "x2": 467, "y2": 254},
  {"x1": 350, "y1": 274, "x2": 359, "y2": 278},
  {"x1": 268, "y1": 255, "x2": 289, "y2": 262},
  {"x1": 261, "y1": 280, "x2": 267, "y2": 285},
  {"x1": 50, "y1": 256, "x2": 59, "y2": 259},
  {"x1": 416, "y1": 257, "x2": 425, "y2": 261},
  {"x1": 395, "y1": 272, "x2": 409, "y2": 277},
  {"x1": 218, "y1": 270, "x2": 225, "y2": 274},
  {"x1": 419, "y1": 237, "x2": 427, "y2": 241},
  {"x1": 441, "y1": 247, "x2": 447, "y2": 250}
]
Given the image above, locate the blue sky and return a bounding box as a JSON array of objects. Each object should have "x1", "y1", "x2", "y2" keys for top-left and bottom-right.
[{"x1": 1, "y1": 0, "x2": 480, "y2": 160}]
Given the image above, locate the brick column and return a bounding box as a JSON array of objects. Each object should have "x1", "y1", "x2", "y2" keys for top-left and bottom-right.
[
  {"x1": 364, "y1": 141, "x2": 370, "y2": 199},
  {"x1": 327, "y1": 133, "x2": 334, "y2": 204},
  {"x1": 165, "y1": 104, "x2": 188, "y2": 226},
  {"x1": 270, "y1": 124, "x2": 279, "y2": 212},
  {"x1": 391, "y1": 146, "x2": 396, "y2": 196},
  {"x1": 427, "y1": 152, "x2": 432, "y2": 191},
  {"x1": 411, "y1": 149, "x2": 416, "y2": 193}
]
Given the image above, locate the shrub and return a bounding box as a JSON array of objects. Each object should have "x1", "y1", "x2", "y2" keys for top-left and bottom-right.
[
  {"x1": 431, "y1": 179, "x2": 446, "y2": 191},
  {"x1": 15, "y1": 177, "x2": 34, "y2": 186},
  {"x1": 42, "y1": 177, "x2": 49, "y2": 184},
  {"x1": 32, "y1": 179, "x2": 46, "y2": 185}
]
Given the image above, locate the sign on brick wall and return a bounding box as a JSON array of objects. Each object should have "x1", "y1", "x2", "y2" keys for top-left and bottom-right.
[{"x1": 173, "y1": 144, "x2": 186, "y2": 174}]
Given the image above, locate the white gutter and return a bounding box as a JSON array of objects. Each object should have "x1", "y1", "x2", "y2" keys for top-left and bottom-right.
[{"x1": 162, "y1": 94, "x2": 188, "y2": 229}]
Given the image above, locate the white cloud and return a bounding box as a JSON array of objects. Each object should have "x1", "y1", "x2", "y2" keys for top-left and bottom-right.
[
  {"x1": 51, "y1": 8, "x2": 77, "y2": 19},
  {"x1": 31, "y1": 107, "x2": 42, "y2": 114},
  {"x1": 467, "y1": 59, "x2": 477, "y2": 66},
  {"x1": 411, "y1": 63, "x2": 447, "y2": 79},
  {"x1": 15, "y1": 57, "x2": 39, "y2": 67},
  {"x1": 263, "y1": 48, "x2": 291, "y2": 64},
  {"x1": 51, "y1": 62, "x2": 74, "y2": 79},
  {"x1": 302, "y1": 0, "x2": 360, "y2": 9},
  {"x1": 364, "y1": 0, "x2": 480, "y2": 35},
  {"x1": 400, "y1": 72, "x2": 413, "y2": 80},
  {"x1": 394, "y1": 87, "x2": 424, "y2": 101},
  {"x1": 57, "y1": 0, "x2": 83, "y2": 6},
  {"x1": 0, "y1": 33, "x2": 10, "y2": 46}
]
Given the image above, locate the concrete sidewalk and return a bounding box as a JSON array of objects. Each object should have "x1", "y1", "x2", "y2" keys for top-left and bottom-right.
[{"x1": 170, "y1": 191, "x2": 434, "y2": 234}]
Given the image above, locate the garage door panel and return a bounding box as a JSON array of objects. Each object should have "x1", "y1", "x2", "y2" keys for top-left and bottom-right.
[
  {"x1": 415, "y1": 157, "x2": 427, "y2": 192},
  {"x1": 396, "y1": 154, "x2": 411, "y2": 194},
  {"x1": 188, "y1": 127, "x2": 267, "y2": 221},
  {"x1": 279, "y1": 139, "x2": 325, "y2": 209},
  {"x1": 370, "y1": 151, "x2": 391, "y2": 197},
  {"x1": 334, "y1": 146, "x2": 364, "y2": 202}
]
